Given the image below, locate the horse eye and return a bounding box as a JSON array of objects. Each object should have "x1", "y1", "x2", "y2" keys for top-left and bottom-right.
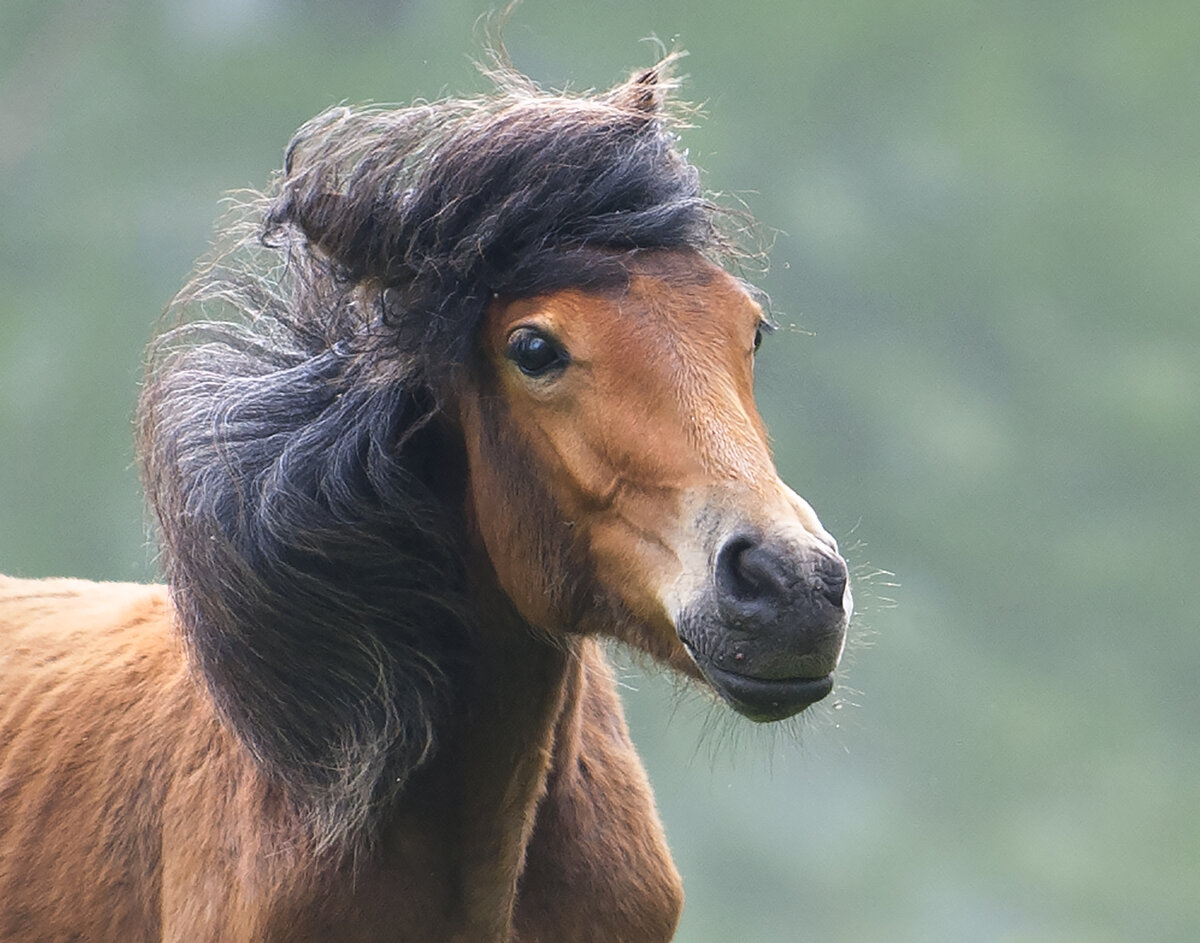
[
  {"x1": 506, "y1": 328, "x2": 568, "y2": 378},
  {"x1": 753, "y1": 327, "x2": 764, "y2": 352}
]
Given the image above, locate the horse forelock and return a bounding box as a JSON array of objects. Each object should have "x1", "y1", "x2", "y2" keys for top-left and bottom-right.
[
  {"x1": 137, "y1": 55, "x2": 748, "y2": 855},
  {"x1": 263, "y1": 53, "x2": 740, "y2": 379}
]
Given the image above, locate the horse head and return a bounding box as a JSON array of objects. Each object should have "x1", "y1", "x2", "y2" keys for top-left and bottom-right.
[{"x1": 459, "y1": 250, "x2": 850, "y2": 721}]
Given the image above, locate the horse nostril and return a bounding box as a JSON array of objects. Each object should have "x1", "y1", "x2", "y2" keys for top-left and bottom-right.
[
  {"x1": 715, "y1": 536, "x2": 784, "y2": 610},
  {"x1": 715, "y1": 536, "x2": 849, "y2": 618},
  {"x1": 815, "y1": 555, "x2": 848, "y2": 609}
]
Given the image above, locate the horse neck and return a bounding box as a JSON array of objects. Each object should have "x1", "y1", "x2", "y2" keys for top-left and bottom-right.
[{"x1": 379, "y1": 559, "x2": 582, "y2": 936}]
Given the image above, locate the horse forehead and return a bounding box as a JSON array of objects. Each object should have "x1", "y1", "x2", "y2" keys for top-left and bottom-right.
[
  {"x1": 623, "y1": 254, "x2": 758, "y2": 336},
  {"x1": 601, "y1": 267, "x2": 762, "y2": 412},
  {"x1": 497, "y1": 264, "x2": 756, "y2": 358},
  {"x1": 637, "y1": 274, "x2": 755, "y2": 341}
]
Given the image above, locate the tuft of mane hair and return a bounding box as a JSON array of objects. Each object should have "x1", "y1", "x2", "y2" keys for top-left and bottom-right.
[{"x1": 137, "y1": 54, "x2": 732, "y2": 854}]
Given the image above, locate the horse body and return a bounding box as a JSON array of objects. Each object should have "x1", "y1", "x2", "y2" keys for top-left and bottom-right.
[{"x1": 0, "y1": 59, "x2": 850, "y2": 941}]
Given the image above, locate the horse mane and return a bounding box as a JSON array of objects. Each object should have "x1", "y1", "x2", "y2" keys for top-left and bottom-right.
[{"x1": 137, "y1": 54, "x2": 731, "y2": 853}]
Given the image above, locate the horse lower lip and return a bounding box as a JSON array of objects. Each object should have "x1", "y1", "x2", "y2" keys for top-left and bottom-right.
[{"x1": 699, "y1": 661, "x2": 834, "y2": 722}]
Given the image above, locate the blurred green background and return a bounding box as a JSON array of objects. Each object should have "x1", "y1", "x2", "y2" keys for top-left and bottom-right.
[{"x1": 2, "y1": 1, "x2": 1197, "y2": 940}]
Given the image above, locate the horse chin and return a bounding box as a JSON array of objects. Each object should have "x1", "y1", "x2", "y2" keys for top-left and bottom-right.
[
  {"x1": 675, "y1": 608, "x2": 845, "y2": 722},
  {"x1": 685, "y1": 648, "x2": 834, "y2": 722}
]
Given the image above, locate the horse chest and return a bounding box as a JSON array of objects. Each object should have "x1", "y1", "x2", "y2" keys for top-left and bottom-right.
[{"x1": 316, "y1": 637, "x2": 682, "y2": 943}]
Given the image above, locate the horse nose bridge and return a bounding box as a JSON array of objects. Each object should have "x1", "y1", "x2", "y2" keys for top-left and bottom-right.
[
  {"x1": 772, "y1": 479, "x2": 837, "y2": 544},
  {"x1": 706, "y1": 473, "x2": 837, "y2": 553}
]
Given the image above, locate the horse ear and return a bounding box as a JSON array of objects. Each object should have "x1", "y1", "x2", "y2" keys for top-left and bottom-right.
[
  {"x1": 267, "y1": 109, "x2": 397, "y2": 280},
  {"x1": 274, "y1": 187, "x2": 390, "y2": 283},
  {"x1": 621, "y1": 67, "x2": 665, "y2": 115},
  {"x1": 291, "y1": 192, "x2": 349, "y2": 255},
  {"x1": 609, "y1": 53, "x2": 683, "y2": 117}
]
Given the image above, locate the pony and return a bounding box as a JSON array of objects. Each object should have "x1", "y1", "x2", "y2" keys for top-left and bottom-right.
[{"x1": 0, "y1": 57, "x2": 851, "y2": 942}]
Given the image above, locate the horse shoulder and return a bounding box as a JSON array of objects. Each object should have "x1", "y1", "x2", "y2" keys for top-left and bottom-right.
[
  {"x1": 0, "y1": 576, "x2": 294, "y2": 941},
  {"x1": 0, "y1": 577, "x2": 177, "y2": 936},
  {"x1": 514, "y1": 638, "x2": 683, "y2": 943}
]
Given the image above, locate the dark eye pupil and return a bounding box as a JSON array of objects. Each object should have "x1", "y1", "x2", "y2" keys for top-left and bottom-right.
[
  {"x1": 507, "y1": 329, "x2": 565, "y2": 377},
  {"x1": 753, "y1": 328, "x2": 764, "y2": 352}
]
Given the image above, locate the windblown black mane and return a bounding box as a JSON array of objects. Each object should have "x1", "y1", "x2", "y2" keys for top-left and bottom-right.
[{"x1": 138, "y1": 56, "x2": 728, "y2": 851}]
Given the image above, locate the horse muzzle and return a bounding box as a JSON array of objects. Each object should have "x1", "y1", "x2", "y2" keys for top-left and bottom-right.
[{"x1": 677, "y1": 533, "x2": 851, "y2": 722}]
